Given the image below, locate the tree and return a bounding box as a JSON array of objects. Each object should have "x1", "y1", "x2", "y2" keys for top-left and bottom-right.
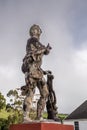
[
  {"x1": 6, "y1": 89, "x2": 23, "y2": 124},
  {"x1": 7, "y1": 89, "x2": 23, "y2": 110},
  {"x1": 0, "y1": 92, "x2": 6, "y2": 111}
]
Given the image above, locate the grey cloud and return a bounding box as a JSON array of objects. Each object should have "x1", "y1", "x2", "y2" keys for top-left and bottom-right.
[{"x1": 0, "y1": 0, "x2": 87, "y2": 114}]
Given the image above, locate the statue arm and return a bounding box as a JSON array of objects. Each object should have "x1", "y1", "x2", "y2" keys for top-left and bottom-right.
[
  {"x1": 44, "y1": 44, "x2": 51, "y2": 55},
  {"x1": 34, "y1": 43, "x2": 52, "y2": 55}
]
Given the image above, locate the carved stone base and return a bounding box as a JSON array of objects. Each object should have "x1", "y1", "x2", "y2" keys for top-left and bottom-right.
[{"x1": 9, "y1": 122, "x2": 74, "y2": 130}]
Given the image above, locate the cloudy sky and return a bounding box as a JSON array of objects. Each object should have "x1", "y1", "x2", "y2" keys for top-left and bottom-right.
[{"x1": 0, "y1": 0, "x2": 87, "y2": 114}]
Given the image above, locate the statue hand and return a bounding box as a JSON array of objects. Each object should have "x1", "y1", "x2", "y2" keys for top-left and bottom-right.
[{"x1": 47, "y1": 43, "x2": 52, "y2": 50}]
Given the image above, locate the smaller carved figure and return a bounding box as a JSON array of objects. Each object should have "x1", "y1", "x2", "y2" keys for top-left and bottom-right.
[{"x1": 45, "y1": 71, "x2": 59, "y2": 121}]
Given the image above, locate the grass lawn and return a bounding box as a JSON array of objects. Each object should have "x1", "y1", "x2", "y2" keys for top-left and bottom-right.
[
  {"x1": 43, "y1": 112, "x2": 68, "y2": 120},
  {"x1": 58, "y1": 113, "x2": 68, "y2": 120}
]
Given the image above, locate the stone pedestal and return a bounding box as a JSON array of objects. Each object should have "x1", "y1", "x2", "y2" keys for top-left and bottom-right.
[{"x1": 9, "y1": 122, "x2": 74, "y2": 130}]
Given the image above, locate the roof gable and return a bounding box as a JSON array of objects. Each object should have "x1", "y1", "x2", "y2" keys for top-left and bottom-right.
[{"x1": 65, "y1": 100, "x2": 87, "y2": 120}]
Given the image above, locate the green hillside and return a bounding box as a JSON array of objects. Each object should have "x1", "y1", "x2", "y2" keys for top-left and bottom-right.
[{"x1": 0, "y1": 109, "x2": 67, "y2": 120}]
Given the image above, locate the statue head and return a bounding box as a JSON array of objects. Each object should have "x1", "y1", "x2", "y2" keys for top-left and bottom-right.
[{"x1": 29, "y1": 24, "x2": 42, "y2": 39}]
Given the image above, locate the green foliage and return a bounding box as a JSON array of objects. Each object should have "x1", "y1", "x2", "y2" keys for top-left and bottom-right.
[
  {"x1": 0, "y1": 109, "x2": 10, "y2": 119},
  {"x1": 0, "y1": 118, "x2": 9, "y2": 130},
  {"x1": 0, "y1": 90, "x2": 68, "y2": 130},
  {"x1": 43, "y1": 111, "x2": 48, "y2": 119},
  {"x1": 58, "y1": 113, "x2": 68, "y2": 120},
  {"x1": 42, "y1": 112, "x2": 68, "y2": 121},
  {"x1": 7, "y1": 109, "x2": 23, "y2": 124},
  {"x1": 7, "y1": 89, "x2": 23, "y2": 110},
  {"x1": 6, "y1": 103, "x2": 13, "y2": 112},
  {"x1": 0, "y1": 110, "x2": 23, "y2": 130},
  {"x1": 0, "y1": 90, "x2": 23, "y2": 130},
  {"x1": 0, "y1": 92, "x2": 6, "y2": 111},
  {"x1": 7, "y1": 90, "x2": 18, "y2": 98}
]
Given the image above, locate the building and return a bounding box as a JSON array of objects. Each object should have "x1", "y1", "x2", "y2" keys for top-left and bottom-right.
[{"x1": 64, "y1": 100, "x2": 87, "y2": 130}]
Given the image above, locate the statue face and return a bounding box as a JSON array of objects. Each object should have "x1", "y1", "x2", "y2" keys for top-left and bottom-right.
[
  {"x1": 33, "y1": 28, "x2": 41, "y2": 36},
  {"x1": 29, "y1": 24, "x2": 42, "y2": 38}
]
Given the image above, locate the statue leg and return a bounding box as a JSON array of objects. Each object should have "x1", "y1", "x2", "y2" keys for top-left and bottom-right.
[
  {"x1": 36, "y1": 80, "x2": 49, "y2": 120},
  {"x1": 23, "y1": 88, "x2": 35, "y2": 122}
]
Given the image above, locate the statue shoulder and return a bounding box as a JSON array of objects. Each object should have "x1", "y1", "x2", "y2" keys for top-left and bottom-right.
[
  {"x1": 27, "y1": 37, "x2": 38, "y2": 43},
  {"x1": 26, "y1": 37, "x2": 38, "y2": 47}
]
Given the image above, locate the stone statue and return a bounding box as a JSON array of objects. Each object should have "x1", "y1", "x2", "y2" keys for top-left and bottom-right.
[{"x1": 21, "y1": 24, "x2": 59, "y2": 122}]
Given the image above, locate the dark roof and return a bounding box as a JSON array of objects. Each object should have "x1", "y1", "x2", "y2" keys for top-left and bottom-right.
[{"x1": 65, "y1": 100, "x2": 87, "y2": 120}]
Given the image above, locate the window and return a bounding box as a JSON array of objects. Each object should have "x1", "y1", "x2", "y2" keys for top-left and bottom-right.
[{"x1": 74, "y1": 121, "x2": 79, "y2": 130}]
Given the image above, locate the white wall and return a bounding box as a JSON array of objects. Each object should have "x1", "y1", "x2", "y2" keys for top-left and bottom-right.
[
  {"x1": 64, "y1": 120, "x2": 87, "y2": 130},
  {"x1": 63, "y1": 121, "x2": 75, "y2": 129},
  {"x1": 79, "y1": 121, "x2": 87, "y2": 130}
]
